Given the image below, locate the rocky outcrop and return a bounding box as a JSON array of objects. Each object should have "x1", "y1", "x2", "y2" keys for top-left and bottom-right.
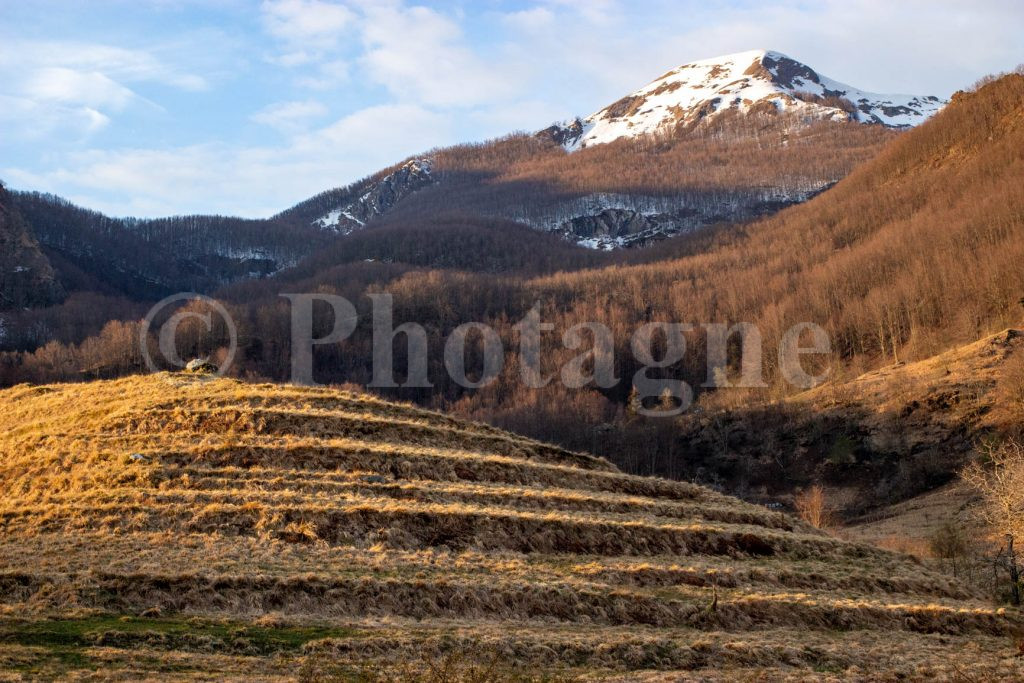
[
  {"x1": 558, "y1": 209, "x2": 677, "y2": 248},
  {"x1": 553, "y1": 189, "x2": 826, "y2": 250},
  {"x1": 536, "y1": 118, "x2": 585, "y2": 147},
  {"x1": 313, "y1": 159, "x2": 435, "y2": 233},
  {"x1": 562, "y1": 209, "x2": 659, "y2": 239}
]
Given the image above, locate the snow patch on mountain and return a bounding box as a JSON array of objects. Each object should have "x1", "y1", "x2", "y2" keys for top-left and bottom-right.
[{"x1": 546, "y1": 49, "x2": 945, "y2": 150}]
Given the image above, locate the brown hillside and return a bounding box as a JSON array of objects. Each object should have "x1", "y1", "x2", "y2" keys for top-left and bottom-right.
[
  {"x1": 671, "y1": 328, "x2": 1024, "y2": 514},
  {"x1": 0, "y1": 374, "x2": 1021, "y2": 680}
]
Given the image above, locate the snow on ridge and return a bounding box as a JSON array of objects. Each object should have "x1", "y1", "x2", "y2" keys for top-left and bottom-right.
[{"x1": 553, "y1": 49, "x2": 946, "y2": 150}]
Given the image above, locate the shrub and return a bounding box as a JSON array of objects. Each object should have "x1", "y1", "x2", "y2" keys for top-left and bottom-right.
[
  {"x1": 795, "y1": 485, "x2": 836, "y2": 530},
  {"x1": 928, "y1": 519, "x2": 969, "y2": 576}
]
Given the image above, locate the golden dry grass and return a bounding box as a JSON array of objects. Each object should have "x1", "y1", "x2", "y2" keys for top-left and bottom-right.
[{"x1": 0, "y1": 373, "x2": 1021, "y2": 680}]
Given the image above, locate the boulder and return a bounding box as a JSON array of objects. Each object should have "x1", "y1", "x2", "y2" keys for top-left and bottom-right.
[{"x1": 185, "y1": 358, "x2": 217, "y2": 374}]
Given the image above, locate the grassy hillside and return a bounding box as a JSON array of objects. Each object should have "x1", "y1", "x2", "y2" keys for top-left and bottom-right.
[{"x1": 0, "y1": 375, "x2": 1021, "y2": 680}]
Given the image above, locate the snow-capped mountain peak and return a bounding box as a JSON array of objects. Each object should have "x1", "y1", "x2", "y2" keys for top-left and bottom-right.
[{"x1": 547, "y1": 49, "x2": 945, "y2": 150}]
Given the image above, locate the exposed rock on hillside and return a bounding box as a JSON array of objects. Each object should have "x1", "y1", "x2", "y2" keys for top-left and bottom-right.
[{"x1": 313, "y1": 159, "x2": 435, "y2": 233}]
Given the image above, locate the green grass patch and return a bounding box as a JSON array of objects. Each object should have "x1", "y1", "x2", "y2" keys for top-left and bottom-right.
[{"x1": 0, "y1": 614, "x2": 363, "y2": 655}]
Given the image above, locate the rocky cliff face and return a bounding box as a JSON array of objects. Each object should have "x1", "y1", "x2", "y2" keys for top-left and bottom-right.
[
  {"x1": 0, "y1": 186, "x2": 64, "y2": 311},
  {"x1": 555, "y1": 191, "x2": 821, "y2": 249}
]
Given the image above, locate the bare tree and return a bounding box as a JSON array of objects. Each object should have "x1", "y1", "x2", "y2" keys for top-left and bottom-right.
[
  {"x1": 795, "y1": 485, "x2": 835, "y2": 530},
  {"x1": 962, "y1": 440, "x2": 1024, "y2": 604}
]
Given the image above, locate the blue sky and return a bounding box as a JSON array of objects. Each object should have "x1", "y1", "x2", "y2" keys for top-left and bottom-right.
[{"x1": 2, "y1": 0, "x2": 1021, "y2": 218}]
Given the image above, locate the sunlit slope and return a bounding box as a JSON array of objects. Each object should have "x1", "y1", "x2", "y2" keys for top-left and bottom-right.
[{"x1": 0, "y1": 374, "x2": 1020, "y2": 680}]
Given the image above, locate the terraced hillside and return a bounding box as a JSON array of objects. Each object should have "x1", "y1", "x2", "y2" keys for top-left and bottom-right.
[{"x1": 0, "y1": 375, "x2": 1021, "y2": 680}]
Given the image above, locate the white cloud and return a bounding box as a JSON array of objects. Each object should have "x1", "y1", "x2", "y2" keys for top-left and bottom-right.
[
  {"x1": 261, "y1": 0, "x2": 356, "y2": 51},
  {"x1": 271, "y1": 50, "x2": 316, "y2": 67},
  {"x1": 83, "y1": 108, "x2": 113, "y2": 133},
  {"x1": 259, "y1": 0, "x2": 356, "y2": 89},
  {"x1": 501, "y1": 7, "x2": 555, "y2": 32},
  {"x1": 538, "y1": 0, "x2": 621, "y2": 26},
  {"x1": 0, "y1": 38, "x2": 211, "y2": 141},
  {"x1": 304, "y1": 103, "x2": 448, "y2": 151},
  {"x1": 0, "y1": 94, "x2": 112, "y2": 140},
  {"x1": 251, "y1": 99, "x2": 328, "y2": 132},
  {"x1": 259, "y1": 1, "x2": 520, "y2": 102},
  {"x1": 295, "y1": 59, "x2": 351, "y2": 89}
]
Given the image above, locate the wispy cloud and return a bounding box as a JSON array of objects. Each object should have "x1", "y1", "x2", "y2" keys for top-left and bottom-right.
[
  {"x1": 0, "y1": 38, "x2": 209, "y2": 140},
  {"x1": 24, "y1": 68, "x2": 138, "y2": 110},
  {"x1": 261, "y1": 0, "x2": 356, "y2": 64},
  {"x1": 0, "y1": 40, "x2": 210, "y2": 91},
  {"x1": 0, "y1": 94, "x2": 111, "y2": 139},
  {"x1": 251, "y1": 99, "x2": 329, "y2": 133}
]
